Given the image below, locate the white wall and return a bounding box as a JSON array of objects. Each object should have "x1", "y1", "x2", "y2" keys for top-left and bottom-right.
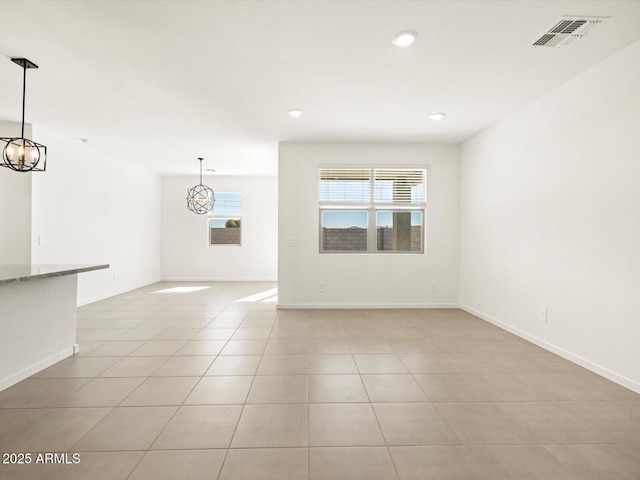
[
  {"x1": 0, "y1": 121, "x2": 32, "y2": 264},
  {"x1": 460, "y1": 39, "x2": 640, "y2": 392},
  {"x1": 278, "y1": 143, "x2": 459, "y2": 308},
  {"x1": 161, "y1": 175, "x2": 278, "y2": 281},
  {"x1": 31, "y1": 127, "x2": 162, "y2": 305}
]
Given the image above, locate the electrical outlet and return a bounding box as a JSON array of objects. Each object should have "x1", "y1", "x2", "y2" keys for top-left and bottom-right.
[
  {"x1": 319, "y1": 282, "x2": 326, "y2": 292},
  {"x1": 38, "y1": 235, "x2": 45, "y2": 246},
  {"x1": 430, "y1": 282, "x2": 437, "y2": 292},
  {"x1": 539, "y1": 307, "x2": 547, "y2": 323},
  {"x1": 113, "y1": 273, "x2": 118, "y2": 282}
]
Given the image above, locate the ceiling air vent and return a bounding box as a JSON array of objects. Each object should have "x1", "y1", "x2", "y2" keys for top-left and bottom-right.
[{"x1": 530, "y1": 16, "x2": 607, "y2": 48}]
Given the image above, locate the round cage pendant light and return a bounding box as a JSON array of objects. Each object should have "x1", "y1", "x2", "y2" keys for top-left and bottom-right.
[
  {"x1": 186, "y1": 157, "x2": 215, "y2": 214},
  {"x1": 1, "y1": 58, "x2": 47, "y2": 172}
]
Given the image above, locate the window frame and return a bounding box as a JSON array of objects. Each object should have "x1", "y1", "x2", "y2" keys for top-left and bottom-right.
[
  {"x1": 318, "y1": 167, "x2": 427, "y2": 254},
  {"x1": 207, "y1": 192, "x2": 243, "y2": 247}
]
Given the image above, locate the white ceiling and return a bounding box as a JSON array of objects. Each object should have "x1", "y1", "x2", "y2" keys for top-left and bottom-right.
[{"x1": 1, "y1": 1, "x2": 639, "y2": 176}]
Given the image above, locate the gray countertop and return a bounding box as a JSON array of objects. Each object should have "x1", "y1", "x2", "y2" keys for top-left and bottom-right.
[{"x1": 0, "y1": 264, "x2": 109, "y2": 285}]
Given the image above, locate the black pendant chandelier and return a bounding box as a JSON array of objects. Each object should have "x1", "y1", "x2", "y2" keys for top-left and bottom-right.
[
  {"x1": 0, "y1": 58, "x2": 47, "y2": 172},
  {"x1": 186, "y1": 157, "x2": 215, "y2": 214}
]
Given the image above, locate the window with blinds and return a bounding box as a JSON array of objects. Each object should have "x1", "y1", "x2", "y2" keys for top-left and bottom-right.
[
  {"x1": 318, "y1": 168, "x2": 427, "y2": 253},
  {"x1": 319, "y1": 169, "x2": 371, "y2": 204},
  {"x1": 208, "y1": 192, "x2": 242, "y2": 246}
]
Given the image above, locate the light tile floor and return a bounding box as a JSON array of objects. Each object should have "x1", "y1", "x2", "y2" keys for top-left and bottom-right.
[{"x1": 0, "y1": 281, "x2": 639, "y2": 479}]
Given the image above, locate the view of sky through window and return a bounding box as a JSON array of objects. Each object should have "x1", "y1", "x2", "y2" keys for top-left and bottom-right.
[{"x1": 322, "y1": 211, "x2": 367, "y2": 229}]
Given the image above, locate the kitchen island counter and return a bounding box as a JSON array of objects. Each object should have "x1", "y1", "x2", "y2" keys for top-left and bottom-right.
[{"x1": 0, "y1": 263, "x2": 109, "y2": 391}]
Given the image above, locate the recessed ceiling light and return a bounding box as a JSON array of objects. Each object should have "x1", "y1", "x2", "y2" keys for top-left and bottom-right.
[
  {"x1": 392, "y1": 30, "x2": 418, "y2": 47},
  {"x1": 287, "y1": 109, "x2": 304, "y2": 118},
  {"x1": 429, "y1": 113, "x2": 446, "y2": 121}
]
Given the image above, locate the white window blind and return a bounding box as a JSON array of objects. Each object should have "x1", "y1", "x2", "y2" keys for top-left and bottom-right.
[
  {"x1": 319, "y1": 168, "x2": 426, "y2": 205},
  {"x1": 318, "y1": 169, "x2": 372, "y2": 204},
  {"x1": 374, "y1": 169, "x2": 426, "y2": 205},
  {"x1": 210, "y1": 192, "x2": 242, "y2": 217}
]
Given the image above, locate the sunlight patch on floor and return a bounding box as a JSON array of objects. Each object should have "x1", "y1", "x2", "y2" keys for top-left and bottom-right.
[
  {"x1": 234, "y1": 288, "x2": 278, "y2": 303},
  {"x1": 151, "y1": 286, "x2": 211, "y2": 294}
]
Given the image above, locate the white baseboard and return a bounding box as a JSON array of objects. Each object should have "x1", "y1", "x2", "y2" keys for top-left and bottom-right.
[
  {"x1": 77, "y1": 278, "x2": 162, "y2": 306},
  {"x1": 277, "y1": 303, "x2": 459, "y2": 310},
  {"x1": 0, "y1": 347, "x2": 74, "y2": 392},
  {"x1": 460, "y1": 304, "x2": 640, "y2": 395},
  {"x1": 161, "y1": 277, "x2": 277, "y2": 282}
]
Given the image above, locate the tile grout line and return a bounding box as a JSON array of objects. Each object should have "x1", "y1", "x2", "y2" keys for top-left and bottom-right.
[
  {"x1": 407, "y1": 362, "x2": 468, "y2": 448},
  {"x1": 307, "y1": 341, "x2": 311, "y2": 480},
  {"x1": 214, "y1": 311, "x2": 275, "y2": 480},
  {"x1": 351, "y1": 339, "x2": 402, "y2": 480}
]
